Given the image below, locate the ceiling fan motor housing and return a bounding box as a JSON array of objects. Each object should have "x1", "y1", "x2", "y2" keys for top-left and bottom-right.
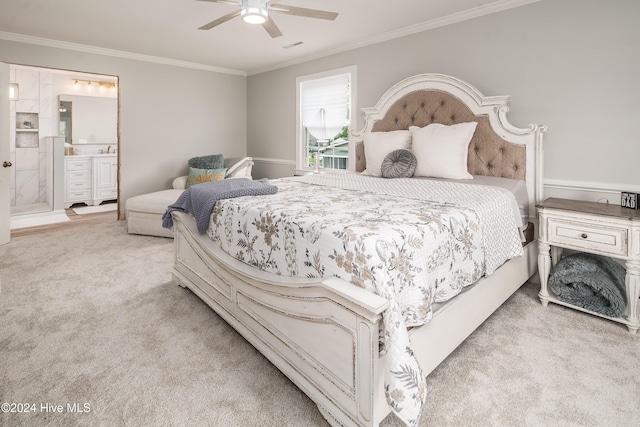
[{"x1": 241, "y1": 0, "x2": 268, "y2": 24}]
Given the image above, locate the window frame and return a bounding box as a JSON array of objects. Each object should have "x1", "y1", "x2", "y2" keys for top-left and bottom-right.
[{"x1": 295, "y1": 66, "x2": 357, "y2": 175}]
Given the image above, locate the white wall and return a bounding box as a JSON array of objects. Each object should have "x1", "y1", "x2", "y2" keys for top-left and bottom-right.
[
  {"x1": 247, "y1": 0, "x2": 640, "y2": 203},
  {"x1": 0, "y1": 39, "x2": 247, "y2": 210}
]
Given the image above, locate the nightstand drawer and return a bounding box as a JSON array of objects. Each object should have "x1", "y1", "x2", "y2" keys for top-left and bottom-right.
[{"x1": 547, "y1": 217, "x2": 628, "y2": 257}]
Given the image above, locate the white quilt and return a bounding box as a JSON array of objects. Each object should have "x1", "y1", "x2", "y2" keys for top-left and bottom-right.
[{"x1": 205, "y1": 173, "x2": 523, "y2": 426}]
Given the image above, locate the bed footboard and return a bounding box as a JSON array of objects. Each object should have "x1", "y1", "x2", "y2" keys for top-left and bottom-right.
[{"x1": 171, "y1": 211, "x2": 389, "y2": 427}]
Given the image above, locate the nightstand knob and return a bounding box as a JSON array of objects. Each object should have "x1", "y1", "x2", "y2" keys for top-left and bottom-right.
[{"x1": 581, "y1": 233, "x2": 588, "y2": 239}]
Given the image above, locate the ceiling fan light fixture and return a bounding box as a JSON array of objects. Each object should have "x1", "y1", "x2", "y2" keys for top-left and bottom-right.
[{"x1": 241, "y1": 0, "x2": 268, "y2": 24}]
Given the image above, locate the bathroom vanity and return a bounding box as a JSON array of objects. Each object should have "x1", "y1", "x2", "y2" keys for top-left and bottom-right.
[{"x1": 64, "y1": 154, "x2": 117, "y2": 208}]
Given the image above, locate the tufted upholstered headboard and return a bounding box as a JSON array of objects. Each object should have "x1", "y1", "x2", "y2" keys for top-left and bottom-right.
[{"x1": 351, "y1": 74, "x2": 546, "y2": 219}]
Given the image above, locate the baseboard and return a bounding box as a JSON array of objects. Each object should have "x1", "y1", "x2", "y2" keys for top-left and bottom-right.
[{"x1": 10, "y1": 210, "x2": 70, "y2": 230}]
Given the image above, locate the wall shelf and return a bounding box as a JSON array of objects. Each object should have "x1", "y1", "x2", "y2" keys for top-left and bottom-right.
[{"x1": 15, "y1": 112, "x2": 39, "y2": 148}]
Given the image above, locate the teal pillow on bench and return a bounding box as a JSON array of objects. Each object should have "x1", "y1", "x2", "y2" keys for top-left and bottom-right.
[{"x1": 188, "y1": 154, "x2": 224, "y2": 170}]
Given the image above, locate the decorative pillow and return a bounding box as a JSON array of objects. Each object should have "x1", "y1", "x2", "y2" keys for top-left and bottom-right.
[
  {"x1": 381, "y1": 149, "x2": 417, "y2": 178},
  {"x1": 410, "y1": 122, "x2": 478, "y2": 179},
  {"x1": 188, "y1": 154, "x2": 224, "y2": 170},
  {"x1": 362, "y1": 130, "x2": 412, "y2": 177},
  {"x1": 186, "y1": 167, "x2": 226, "y2": 188}
]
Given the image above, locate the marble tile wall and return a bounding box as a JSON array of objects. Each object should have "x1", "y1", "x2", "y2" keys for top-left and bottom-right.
[
  {"x1": 39, "y1": 76, "x2": 54, "y2": 204},
  {"x1": 15, "y1": 131, "x2": 39, "y2": 148},
  {"x1": 10, "y1": 68, "x2": 55, "y2": 208}
]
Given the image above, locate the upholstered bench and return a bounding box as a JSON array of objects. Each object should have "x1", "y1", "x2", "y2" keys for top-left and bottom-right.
[
  {"x1": 126, "y1": 189, "x2": 184, "y2": 238},
  {"x1": 126, "y1": 157, "x2": 253, "y2": 238}
]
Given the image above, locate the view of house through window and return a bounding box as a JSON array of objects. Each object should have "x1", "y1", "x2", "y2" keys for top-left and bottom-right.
[{"x1": 298, "y1": 69, "x2": 353, "y2": 173}]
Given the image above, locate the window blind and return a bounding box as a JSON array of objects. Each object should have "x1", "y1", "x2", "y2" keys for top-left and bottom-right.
[{"x1": 301, "y1": 73, "x2": 349, "y2": 140}]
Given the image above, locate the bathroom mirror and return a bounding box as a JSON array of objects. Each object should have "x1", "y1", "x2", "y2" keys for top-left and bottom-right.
[{"x1": 59, "y1": 95, "x2": 117, "y2": 145}]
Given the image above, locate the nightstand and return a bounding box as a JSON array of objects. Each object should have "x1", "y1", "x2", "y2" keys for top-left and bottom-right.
[{"x1": 537, "y1": 198, "x2": 640, "y2": 333}]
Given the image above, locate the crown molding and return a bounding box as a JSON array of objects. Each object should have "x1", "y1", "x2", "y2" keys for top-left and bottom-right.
[
  {"x1": 247, "y1": 0, "x2": 542, "y2": 76},
  {"x1": 0, "y1": 31, "x2": 246, "y2": 77}
]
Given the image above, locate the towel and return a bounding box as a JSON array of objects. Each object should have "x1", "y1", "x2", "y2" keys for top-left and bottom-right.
[
  {"x1": 162, "y1": 178, "x2": 278, "y2": 233},
  {"x1": 549, "y1": 252, "x2": 627, "y2": 318}
]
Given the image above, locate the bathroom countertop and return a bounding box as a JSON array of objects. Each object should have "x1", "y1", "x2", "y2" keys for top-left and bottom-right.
[{"x1": 65, "y1": 153, "x2": 117, "y2": 158}]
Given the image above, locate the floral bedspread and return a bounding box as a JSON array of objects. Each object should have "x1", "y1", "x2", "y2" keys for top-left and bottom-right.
[{"x1": 205, "y1": 173, "x2": 523, "y2": 426}]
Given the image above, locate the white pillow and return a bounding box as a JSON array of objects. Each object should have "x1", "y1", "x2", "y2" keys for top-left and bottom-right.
[
  {"x1": 410, "y1": 122, "x2": 478, "y2": 179},
  {"x1": 362, "y1": 130, "x2": 412, "y2": 177}
]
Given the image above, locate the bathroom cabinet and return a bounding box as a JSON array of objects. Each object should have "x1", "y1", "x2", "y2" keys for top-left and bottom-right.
[
  {"x1": 64, "y1": 154, "x2": 117, "y2": 208},
  {"x1": 64, "y1": 157, "x2": 93, "y2": 208},
  {"x1": 93, "y1": 155, "x2": 118, "y2": 205}
]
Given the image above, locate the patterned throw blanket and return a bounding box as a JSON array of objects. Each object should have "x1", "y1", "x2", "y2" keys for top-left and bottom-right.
[
  {"x1": 205, "y1": 173, "x2": 523, "y2": 426},
  {"x1": 162, "y1": 178, "x2": 278, "y2": 232}
]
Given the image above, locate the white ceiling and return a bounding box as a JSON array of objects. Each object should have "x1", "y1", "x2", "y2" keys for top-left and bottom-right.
[{"x1": 0, "y1": 0, "x2": 537, "y2": 75}]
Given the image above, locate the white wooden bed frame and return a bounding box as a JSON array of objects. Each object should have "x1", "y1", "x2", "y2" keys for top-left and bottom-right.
[{"x1": 171, "y1": 74, "x2": 546, "y2": 426}]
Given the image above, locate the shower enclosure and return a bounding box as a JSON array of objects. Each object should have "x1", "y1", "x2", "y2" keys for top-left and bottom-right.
[{"x1": 9, "y1": 66, "x2": 68, "y2": 228}]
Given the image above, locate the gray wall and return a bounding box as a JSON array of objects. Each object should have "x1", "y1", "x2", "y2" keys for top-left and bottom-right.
[
  {"x1": 1, "y1": 39, "x2": 246, "y2": 210},
  {"x1": 247, "y1": 0, "x2": 640, "y2": 202},
  {"x1": 3, "y1": 0, "x2": 638, "y2": 209}
]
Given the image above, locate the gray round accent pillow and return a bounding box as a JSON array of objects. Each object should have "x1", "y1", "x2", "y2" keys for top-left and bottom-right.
[{"x1": 381, "y1": 149, "x2": 417, "y2": 178}]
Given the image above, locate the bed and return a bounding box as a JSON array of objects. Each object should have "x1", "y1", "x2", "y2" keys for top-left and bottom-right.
[{"x1": 169, "y1": 73, "x2": 546, "y2": 426}]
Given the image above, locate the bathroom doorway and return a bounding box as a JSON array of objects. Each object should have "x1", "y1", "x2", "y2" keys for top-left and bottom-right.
[{"x1": 8, "y1": 65, "x2": 119, "y2": 230}]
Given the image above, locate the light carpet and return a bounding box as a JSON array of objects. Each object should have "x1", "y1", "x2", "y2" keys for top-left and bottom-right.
[
  {"x1": 72, "y1": 204, "x2": 117, "y2": 215},
  {"x1": 1, "y1": 221, "x2": 639, "y2": 427}
]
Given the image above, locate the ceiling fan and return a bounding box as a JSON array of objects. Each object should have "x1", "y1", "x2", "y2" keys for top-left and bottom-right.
[{"x1": 197, "y1": 0, "x2": 339, "y2": 38}]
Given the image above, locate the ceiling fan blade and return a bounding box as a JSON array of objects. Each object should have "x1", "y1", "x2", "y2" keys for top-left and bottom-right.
[
  {"x1": 270, "y1": 4, "x2": 338, "y2": 21},
  {"x1": 198, "y1": 9, "x2": 241, "y2": 30},
  {"x1": 262, "y1": 16, "x2": 283, "y2": 38},
  {"x1": 196, "y1": 0, "x2": 240, "y2": 4}
]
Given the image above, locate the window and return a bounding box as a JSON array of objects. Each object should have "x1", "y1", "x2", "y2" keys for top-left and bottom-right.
[{"x1": 296, "y1": 67, "x2": 355, "y2": 174}]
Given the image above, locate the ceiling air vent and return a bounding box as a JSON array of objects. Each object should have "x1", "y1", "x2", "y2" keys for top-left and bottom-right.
[{"x1": 283, "y1": 41, "x2": 304, "y2": 49}]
